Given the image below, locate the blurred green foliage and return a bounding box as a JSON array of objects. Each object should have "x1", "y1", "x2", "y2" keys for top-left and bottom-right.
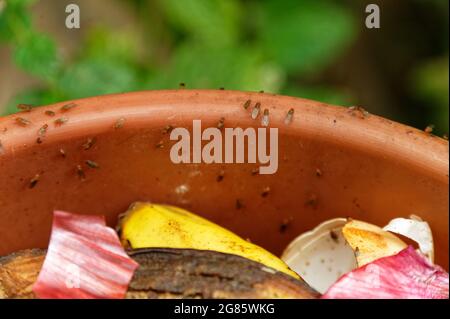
[
  {"x1": 0, "y1": 0, "x2": 357, "y2": 114},
  {"x1": 0, "y1": 0, "x2": 448, "y2": 134}
]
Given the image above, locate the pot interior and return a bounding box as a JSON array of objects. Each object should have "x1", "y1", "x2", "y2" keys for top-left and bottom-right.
[{"x1": 0, "y1": 90, "x2": 448, "y2": 269}]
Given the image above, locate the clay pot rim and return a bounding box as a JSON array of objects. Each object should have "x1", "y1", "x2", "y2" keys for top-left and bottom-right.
[{"x1": 1, "y1": 89, "x2": 448, "y2": 182}]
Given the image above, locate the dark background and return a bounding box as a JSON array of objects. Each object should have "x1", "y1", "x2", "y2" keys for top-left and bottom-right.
[{"x1": 0, "y1": 0, "x2": 448, "y2": 135}]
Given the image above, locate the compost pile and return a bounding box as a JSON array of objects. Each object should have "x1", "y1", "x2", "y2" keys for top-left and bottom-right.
[{"x1": 0, "y1": 203, "x2": 448, "y2": 299}]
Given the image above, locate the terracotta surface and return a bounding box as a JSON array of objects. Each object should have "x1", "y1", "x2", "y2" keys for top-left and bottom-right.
[{"x1": 0, "y1": 90, "x2": 448, "y2": 269}]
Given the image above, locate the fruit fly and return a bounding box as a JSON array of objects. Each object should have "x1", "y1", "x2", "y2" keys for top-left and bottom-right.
[
  {"x1": 279, "y1": 217, "x2": 293, "y2": 233},
  {"x1": 85, "y1": 160, "x2": 99, "y2": 169},
  {"x1": 284, "y1": 108, "x2": 294, "y2": 125},
  {"x1": 305, "y1": 194, "x2": 318, "y2": 209},
  {"x1": 243, "y1": 99, "x2": 251, "y2": 110},
  {"x1": 60, "y1": 103, "x2": 77, "y2": 112},
  {"x1": 179, "y1": 82, "x2": 186, "y2": 89},
  {"x1": 217, "y1": 169, "x2": 225, "y2": 182},
  {"x1": 54, "y1": 117, "x2": 68, "y2": 125},
  {"x1": 45, "y1": 110, "x2": 56, "y2": 117},
  {"x1": 82, "y1": 138, "x2": 96, "y2": 150},
  {"x1": 29, "y1": 174, "x2": 40, "y2": 189},
  {"x1": 76, "y1": 165, "x2": 86, "y2": 180},
  {"x1": 217, "y1": 117, "x2": 225, "y2": 130},
  {"x1": 348, "y1": 106, "x2": 369, "y2": 118},
  {"x1": 261, "y1": 186, "x2": 271, "y2": 197},
  {"x1": 424, "y1": 124, "x2": 434, "y2": 134},
  {"x1": 59, "y1": 148, "x2": 67, "y2": 158},
  {"x1": 251, "y1": 103, "x2": 261, "y2": 120},
  {"x1": 251, "y1": 167, "x2": 259, "y2": 175},
  {"x1": 15, "y1": 117, "x2": 31, "y2": 126},
  {"x1": 38, "y1": 124, "x2": 48, "y2": 136},
  {"x1": 17, "y1": 104, "x2": 33, "y2": 112},
  {"x1": 235, "y1": 199, "x2": 244, "y2": 210},
  {"x1": 155, "y1": 140, "x2": 164, "y2": 149},
  {"x1": 261, "y1": 109, "x2": 269, "y2": 127},
  {"x1": 315, "y1": 168, "x2": 322, "y2": 177},
  {"x1": 114, "y1": 118, "x2": 126, "y2": 129},
  {"x1": 329, "y1": 230, "x2": 339, "y2": 243},
  {"x1": 162, "y1": 125, "x2": 174, "y2": 135}
]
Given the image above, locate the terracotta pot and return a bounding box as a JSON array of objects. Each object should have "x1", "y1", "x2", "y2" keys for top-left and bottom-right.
[{"x1": 0, "y1": 90, "x2": 448, "y2": 269}]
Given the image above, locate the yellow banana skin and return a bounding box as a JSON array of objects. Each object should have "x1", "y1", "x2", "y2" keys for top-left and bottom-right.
[{"x1": 118, "y1": 202, "x2": 300, "y2": 279}]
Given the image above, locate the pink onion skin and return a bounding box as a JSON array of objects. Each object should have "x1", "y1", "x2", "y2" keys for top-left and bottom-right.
[
  {"x1": 33, "y1": 211, "x2": 139, "y2": 299},
  {"x1": 322, "y1": 246, "x2": 449, "y2": 299}
]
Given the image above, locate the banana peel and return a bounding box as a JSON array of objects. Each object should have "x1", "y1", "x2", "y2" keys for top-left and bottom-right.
[
  {"x1": 0, "y1": 249, "x2": 318, "y2": 299},
  {"x1": 342, "y1": 219, "x2": 407, "y2": 266},
  {"x1": 117, "y1": 202, "x2": 300, "y2": 279}
]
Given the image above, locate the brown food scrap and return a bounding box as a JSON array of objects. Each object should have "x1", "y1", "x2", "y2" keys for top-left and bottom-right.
[
  {"x1": 82, "y1": 137, "x2": 96, "y2": 150},
  {"x1": 114, "y1": 118, "x2": 126, "y2": 130},
  {"x1": 29, "y1": 174, "x2": 40, "y2": 189},
  {"x1": 217, "y1": 170, "x2": 225, "y2": 182},
  {"x1": 235, "y1": 199, "x2": 244, "y2": 210},
  {"x1": 0, "y1": 140, "x2": 4, "y2": 155},
  {"x1": 0, "y1": 248, "x2": 319, "y2": 299},
  {"x1": 85, "y1": 160, "x2": 99, "y2": 169},
  {"x1": 54, "y1": 117, "x2": 68, "y2": 126},
  {"x1": 261, "y1": 186, "x2": 271, "y2": 198},
  {"x1": 0, "y1": 249, "x2": 45, "y2": 298},
  {"x1": 36, "y1": 137, "x2": 43, "y2": 144},
  {"x1": 243, "y1": 99, "x2": 251, "y2": 109},
  {"x1": 60, "y1": 103, "x2": 77, "y2": 112},
  {"x1": 217, "y1": 117, "x2": 225, "y2": 130},
  {"x1": 17, "y1": 104, "x2": 33, "y2": 112},
  {"x1": 45, "y1": 110, "x2": 56, "y2": 117},
  {"x1": 15, "y1": 117, "x2": 31, "y2": 126}
]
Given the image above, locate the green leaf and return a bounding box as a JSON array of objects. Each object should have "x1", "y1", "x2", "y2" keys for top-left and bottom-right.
[
  {"x1": 13, "y1": 32, "x2": 60, "y2": 80},
  {"x1": 57, "y1": 58, "x2": 138, "y2": 99},
  {"x1": 411, "y1": 57, "x2": 449, "y2": 132},
  {"x1": 259, "y1": 0, "x2": 356, "y2": 75},
  {"x1": 157, "y1": 0, "x2": 241, "y2": 47},
  {"x1": 0, "y1": 0, "x2": 35, "y2": 42},
  {"x1": 82, "y1": 27, "x2": 141, "y2": 64}
]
